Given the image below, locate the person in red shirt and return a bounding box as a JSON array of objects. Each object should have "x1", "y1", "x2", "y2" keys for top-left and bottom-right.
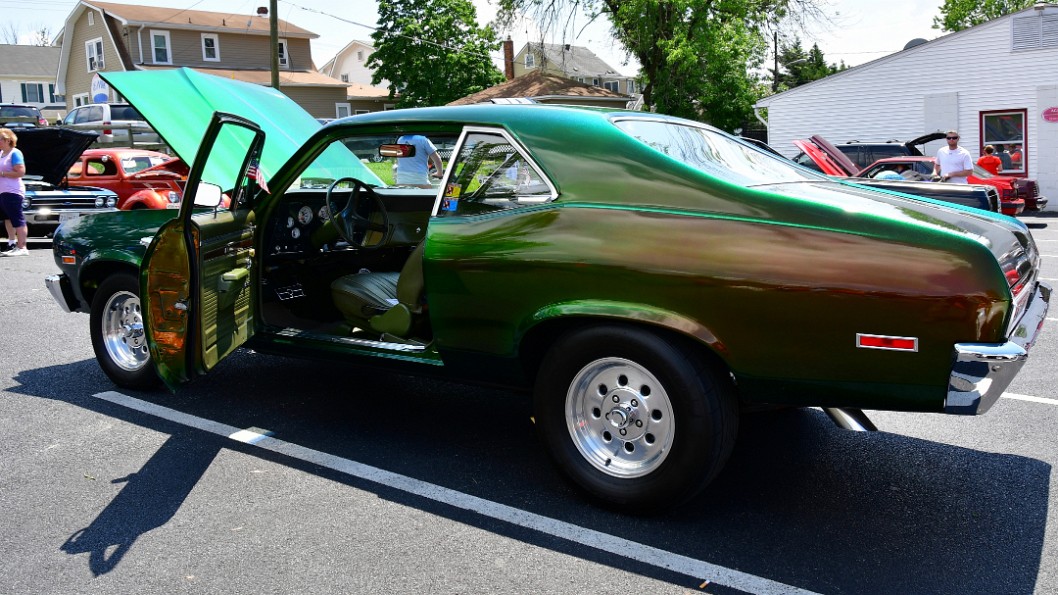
[
  {"x1": 977, "y1": 145, "x2": 1002, "y2": 175},
  {"x1": 1010, "y1": 144, "x2": 1023, "y2": 169}
]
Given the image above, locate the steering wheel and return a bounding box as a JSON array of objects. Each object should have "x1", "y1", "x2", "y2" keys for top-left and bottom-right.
[{"x1": 325, "y1": 177, "x2": 391, "y2": 250}]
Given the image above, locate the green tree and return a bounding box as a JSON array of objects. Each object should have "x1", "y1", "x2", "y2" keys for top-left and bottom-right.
[
  {"x1": 933, "y1": 0, "x2": 1034, "y2": 32},
  {"x1": 774, "y1": 37, "x2": 844, "y2": 90},
  {"x1": 497, "y1": 1, "x2": 824, "y2": 131},
  {"x1": 370, "y1": 0, "x2": 505, "y2": 108}
]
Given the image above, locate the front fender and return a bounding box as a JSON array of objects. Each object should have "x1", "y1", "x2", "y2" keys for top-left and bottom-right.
[{"x1": 121, "y1": 189, "x2": 170, "y2": 210}]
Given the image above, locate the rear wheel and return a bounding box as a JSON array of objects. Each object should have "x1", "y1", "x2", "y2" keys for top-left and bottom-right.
[
  {"x1": 90, "y1": 273, "x2": 160, "y2": 390},
  {"x1": 534, "y1": 325, "x2": 738, "y2": 512}
]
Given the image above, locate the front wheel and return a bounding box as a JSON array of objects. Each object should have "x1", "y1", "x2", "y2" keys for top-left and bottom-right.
[
  {"x1": 534, "y1": 325, "x2": 738, "y2": 512},
  {"x1": 90, "y1": 273, "x2": 160, "y2": 390}
]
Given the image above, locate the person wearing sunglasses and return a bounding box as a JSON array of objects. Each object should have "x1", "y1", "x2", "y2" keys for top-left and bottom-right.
[{"x1": 933, "y1": 130, "x2": 972, "y2": 183}]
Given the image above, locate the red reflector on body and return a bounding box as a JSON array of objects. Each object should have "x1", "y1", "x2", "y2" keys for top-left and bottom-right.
[{"x1": 856, "y1": 334, "x2": 918, "y2": 352}]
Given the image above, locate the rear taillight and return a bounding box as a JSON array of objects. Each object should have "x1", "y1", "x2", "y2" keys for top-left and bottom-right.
[
  {"x1": 103, "y1": 120, "x2": 112, "y2": 135},
  {"x1": 38, "y1": 117, "x2": 48, "y2": 126}
]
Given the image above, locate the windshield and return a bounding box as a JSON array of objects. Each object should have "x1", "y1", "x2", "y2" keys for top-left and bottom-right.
[{"x1": 615, "y1": 119, "x2": 822, "y2": 187}]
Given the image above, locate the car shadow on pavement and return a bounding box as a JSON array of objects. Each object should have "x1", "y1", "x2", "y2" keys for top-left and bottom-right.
[{"x1": 10, "y1": 355, "x2": 1051, "y2": 594}]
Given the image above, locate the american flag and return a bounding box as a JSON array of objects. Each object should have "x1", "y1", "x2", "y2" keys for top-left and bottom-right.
[{"x1": 247, "y1": 160, "x2": 270, "y2": 194}]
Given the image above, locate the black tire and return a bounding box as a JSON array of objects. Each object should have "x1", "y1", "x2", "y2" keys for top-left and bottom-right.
[
  {"x1": 533, "y1": 325, "x2": 738, "y2": 512},
  {"x1": 89, "y1": 273, "x2": 161, "y2": 390}
]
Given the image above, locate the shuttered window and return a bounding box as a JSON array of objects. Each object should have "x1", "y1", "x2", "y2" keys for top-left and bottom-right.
[{"x1": 1012, "y1": 13, "x2": 1058, "y2": 51}]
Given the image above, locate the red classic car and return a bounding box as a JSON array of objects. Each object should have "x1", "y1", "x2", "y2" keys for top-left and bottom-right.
[
  {"x1": 793, "y1": 135, "x2": 1038, "y2": 216},
  {"x1": 66, "y1": 148, "x2": 188, "y2": 210}
]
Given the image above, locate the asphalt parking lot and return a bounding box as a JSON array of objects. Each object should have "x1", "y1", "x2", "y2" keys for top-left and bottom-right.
[{"x1": 1, "y1": 211, "x2": 1056, "y2": 594}]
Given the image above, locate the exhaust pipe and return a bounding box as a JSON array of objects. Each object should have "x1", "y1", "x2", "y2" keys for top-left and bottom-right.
[{"x1": 823, "y1": 407, "x2": 877, "y2": 432}]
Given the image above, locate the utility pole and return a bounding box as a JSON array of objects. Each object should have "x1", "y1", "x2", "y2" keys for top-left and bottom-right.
[
  {"x1": 772, "y1": 29, "x2": 779, "y2": 92},
  {"x1": 269, "y1": 0, "x2": 279, "y2": 90}
]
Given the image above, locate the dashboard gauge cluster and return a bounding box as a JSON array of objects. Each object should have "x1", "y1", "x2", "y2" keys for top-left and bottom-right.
[{"x1": 271, "y1": 199, "x2": 328, "y2": 254}]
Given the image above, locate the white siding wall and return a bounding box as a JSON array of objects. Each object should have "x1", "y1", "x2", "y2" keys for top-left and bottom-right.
[
  {"x1": 332, "y1": 42, "x2": 383, "y2": 87},
  {"x1": 759, "y1": 9, "x2": 1058, "y2": 204}
]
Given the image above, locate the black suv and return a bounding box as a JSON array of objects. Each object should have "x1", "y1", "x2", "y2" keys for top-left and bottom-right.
[
  {"x1": 0, "y1": 104, "x2": 47, "y2": 128},
  {"x1": 830, "y1": 133, "x2": 943, "y2": 169}
]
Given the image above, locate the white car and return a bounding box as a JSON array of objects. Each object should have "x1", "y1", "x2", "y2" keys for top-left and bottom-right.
[{"x1": 62, "y1": 103, "x2": 160, "y2": 145}]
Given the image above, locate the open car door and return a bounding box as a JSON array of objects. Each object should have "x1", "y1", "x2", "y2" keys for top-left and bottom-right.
[{"x1": 140, "y1": 112, "x2": 266, "y2": 388}]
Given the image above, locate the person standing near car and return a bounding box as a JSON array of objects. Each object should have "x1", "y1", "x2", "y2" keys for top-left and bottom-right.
[
  {"x1": 0, "y1": 128, "x2": 28, "y2": 256},
  {"x1": 977, "y1": 145, "x2": 1002, "y2": 175},
  {"x1": 934, "y1": 130, "x2": 972, "y2": 183},
  {"x1": 394, "y1": 134, "x2": 443, "y2": 188}
]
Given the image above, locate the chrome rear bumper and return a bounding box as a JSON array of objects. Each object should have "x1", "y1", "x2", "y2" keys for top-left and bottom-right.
[{"x1": 945, "y1": 281, "x2": 1051, "y2": 414}]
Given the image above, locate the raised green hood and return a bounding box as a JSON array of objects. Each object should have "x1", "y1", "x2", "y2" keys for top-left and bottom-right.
[{"x1": 100, "y1": 68, "x2": 378, "y2": 186}]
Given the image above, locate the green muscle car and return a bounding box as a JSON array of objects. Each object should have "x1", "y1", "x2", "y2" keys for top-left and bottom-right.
[{"x1": 45, "y1": 69, "x2": 1050, "y2": 511}]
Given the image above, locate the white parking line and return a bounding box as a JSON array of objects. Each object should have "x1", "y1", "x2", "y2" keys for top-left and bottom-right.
[
  {"x1": 1002, "y1": 393, "x2": 1058, "y2": 406},
  {"x1": 93, "y1": 391, "x2": 817, "y2": 595}
]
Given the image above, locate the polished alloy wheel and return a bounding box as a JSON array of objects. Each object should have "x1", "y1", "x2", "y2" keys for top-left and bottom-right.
[
  {"x1": 101, "y1": 290, "x2": 149, "y2": 372},
  {"x1": 565, "y1": 357, "x2": 675, "y2": 478}
]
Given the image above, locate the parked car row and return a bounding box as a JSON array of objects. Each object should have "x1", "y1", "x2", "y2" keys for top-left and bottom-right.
[{"x1": 792, "y1": 133, "x2": 1047, "y2": 215}]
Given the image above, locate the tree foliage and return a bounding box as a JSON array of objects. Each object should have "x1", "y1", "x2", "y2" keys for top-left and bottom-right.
[
  {"x1": 497, "y1": 0, "x2": 826, "y2": 131},
  {"x1": 370, "y1": 0, "x2": 505, "y2": 108},
  {"x1": 774, "y1": 37, "x2": 844, "y2": 91},
  {"x1": 933, "y1": 0, "x2": 1035, "y2": 32}
]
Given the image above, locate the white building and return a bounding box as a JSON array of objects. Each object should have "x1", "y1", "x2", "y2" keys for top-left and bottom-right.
[
  {"x1": 0, "y1": 45, "x2": 64, "y2": 122},
  {"x1": 755, "y1": 3, "x2": 1058, "y2": 204}
]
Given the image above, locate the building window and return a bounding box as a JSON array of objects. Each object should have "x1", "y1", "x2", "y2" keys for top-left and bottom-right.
[
  {"x1": 384, "y1": 103, "x2": 396, "y2": 111},
  {"x1": 357, "y1": 50, "x2": 364, "y2": 61},
  {"x1": 336, "y1": 103, "x2": 350, "y2": 118},
  {"x1": 592, "y1": 78, "x2": 600, "y2": 86},
  {"x1": 88, "y1": 12, "x2": 94, "y2": 26},
  {"x1": 603, "y1": 81, "x2": 619, "y2": 92},
  {"x1": 980, "y1": 109, "x2": 1027, "y2": 175},
  {"x1": 627, "y1": 80, "x2": 636, "y2": 94},
  {"x1": 73, "y1": 93, "x2": 89, "y2": 107},
  {"x1": 525, "y1": 53, "x2": 535, "y2": 68},
  {"x1": 85, "y1": 38, "x2": 104, "y2": 72},
  {"x1": 278, "y1": 39, "x2": 289, "y2": 67},
  {"x1": 202, "y1": 33, "x2": 220, "y2": 62},
  {"x1": 21, "y1": 83, "x2": 44, "y2": 103},
  {"x1": 151, "y1": 30, "x2": 172, "y2": 64},
  {"x1": 354, "y1": 109, "x2": 370, "y2": 115},
  {"x1": 340, "y1": 73, "x2": 349, "y2": 82}
]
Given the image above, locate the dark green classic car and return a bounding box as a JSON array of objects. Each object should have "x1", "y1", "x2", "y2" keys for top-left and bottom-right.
[{"x1": 45, "y1": 69, "x2": 1050, "y2": 511}]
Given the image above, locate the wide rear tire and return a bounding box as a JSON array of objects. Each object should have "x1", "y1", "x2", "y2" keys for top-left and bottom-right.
[
  {"x1": 534, "y1": 325, "x2": 738, "y2": 512},
  {"x1": 90, "y1": 273, "x2": 160, "y2": 390}
]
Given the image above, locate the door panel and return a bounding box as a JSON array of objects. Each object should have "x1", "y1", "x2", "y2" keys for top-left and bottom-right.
[{"x1": 142, "y1": 112, "x2": 266, "y2": 387}]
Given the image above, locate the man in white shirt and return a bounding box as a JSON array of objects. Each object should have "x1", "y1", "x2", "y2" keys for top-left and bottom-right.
[
  {"x1": 933, "y1": 130, "x2": 973, "y2": 183},
  {"x1": 395, "y1": 134, "x2": 443, "y2": 188}
]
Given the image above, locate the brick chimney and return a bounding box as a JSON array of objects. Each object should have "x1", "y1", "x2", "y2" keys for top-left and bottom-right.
[{"x1": 503, "y1": 36, "x2": 515, "y2": 80}]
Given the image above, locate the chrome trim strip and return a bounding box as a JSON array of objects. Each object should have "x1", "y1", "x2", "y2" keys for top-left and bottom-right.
[
  {"x1": 273, "y1": 327, "x2": 427, "y2": 353},
  {"x1": 945, "y1": 281, "x2": 1051, "y2": 414}
]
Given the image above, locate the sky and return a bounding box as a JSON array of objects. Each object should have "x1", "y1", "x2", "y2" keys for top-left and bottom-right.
[{"x1": 2, "y1": 0, "x2": 945, "y2": 77}]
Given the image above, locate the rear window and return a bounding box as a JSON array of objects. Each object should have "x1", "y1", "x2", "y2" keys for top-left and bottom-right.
[
  {"x1": 616, "y1": 118, "x2": 822, "y2": 187},
  {"x1": 0, "y1": 106, "x2": 41, "y2": 118},
  {"x1": 110, "y1": 105, "x2": 145, "y2": 121}
]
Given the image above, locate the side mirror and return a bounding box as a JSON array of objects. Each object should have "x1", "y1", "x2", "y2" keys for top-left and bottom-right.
[{"x1": 193, "y1": 181, "x2": 224, "y2": 207}]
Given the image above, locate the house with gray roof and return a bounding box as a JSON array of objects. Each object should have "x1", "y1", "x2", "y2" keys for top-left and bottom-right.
[
  {"x1": 0, "y1": 45, "x2": 64, "y2": 122},
  {"x1": 54, "y1": 1, "x2": 351, "y2": 119},
  {"x1": 513, "y1": 42, "x2": 637, "y2": 97}
]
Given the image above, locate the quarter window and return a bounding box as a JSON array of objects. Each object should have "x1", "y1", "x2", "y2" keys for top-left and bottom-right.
[
  {"x1": 86, "y1": 38, "x2": 104, "y2": 72},
  {"x1": 980, "y1": 109, "x2": 1027, "y2": 175},
  {"x1": 151, "y1": 30, "x2": 172, "y2": 64},
  {"x1": 437, "y1": 130, "x2": 555, "y2": 217},
  {"x1": 202, "y1": 34, "x2": 220, "y2": 62}
]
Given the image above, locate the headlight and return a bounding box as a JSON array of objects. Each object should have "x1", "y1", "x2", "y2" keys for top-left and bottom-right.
[
  {"x1": 21, "y1": 196, "x2": 30, "y2": 209},
  {"x1": 94, "y1": 197, "x2": 105, "y2": 207},
  {"x1": 106, "y1": 196, "x2": 117, "y2": 208},
  {"x1": 168, "y1": 191, "x2": 179, "y2": 203}
]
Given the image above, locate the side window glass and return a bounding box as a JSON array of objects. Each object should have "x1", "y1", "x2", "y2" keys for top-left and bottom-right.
[
  {"x1": 85, "y1": 158, "x2": 116, "y2": 176},
  {"x1": 438, "y1": 131, "x2": 553, "y2": 217}
]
